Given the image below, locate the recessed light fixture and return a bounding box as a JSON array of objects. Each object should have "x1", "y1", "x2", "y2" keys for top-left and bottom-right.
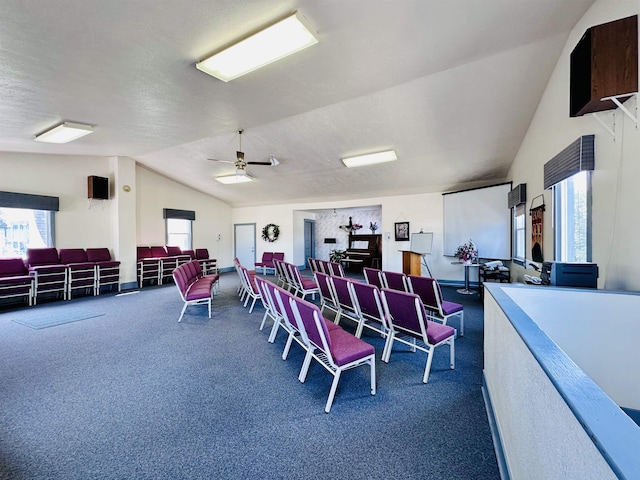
[
  {"x1": 196, "y1": 11, "x2": 318, "y2": 82},
  {"x1": 34, "y1": 122, "x2": 94, "y2": 144},
  {"x1": 341, "y1": 150, "x2": 397, "y2": 168},
  {"x1": 215, "y1": 174, "x2": 253, "y2": 185}
]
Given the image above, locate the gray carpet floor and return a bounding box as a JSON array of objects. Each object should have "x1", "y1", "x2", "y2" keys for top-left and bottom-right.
[{"x1": 0, "y1": 272, "x2": 499, "y2": 479}]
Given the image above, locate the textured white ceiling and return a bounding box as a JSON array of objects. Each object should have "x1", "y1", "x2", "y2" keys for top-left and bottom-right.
[{"x1": 0, "y1": 0, "x2": 594, "y2": 207}]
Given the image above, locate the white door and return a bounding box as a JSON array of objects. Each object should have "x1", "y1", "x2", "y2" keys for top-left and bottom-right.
[{"x1": 234, "y1": 223, "x2": 256, "y2": 269}]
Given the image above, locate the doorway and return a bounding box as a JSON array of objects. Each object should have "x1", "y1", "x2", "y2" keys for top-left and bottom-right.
[
  {"x1": 234, "y1": 223, "x2": 256, "y2": 268},
  {"x1": 304, "y1": 219, "x2": 315, "y2": 269}
]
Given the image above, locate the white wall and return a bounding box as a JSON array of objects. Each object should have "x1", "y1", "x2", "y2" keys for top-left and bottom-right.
[
  {"x1": 0, "y1": 151, "x2": 112, "y2": 249},
  {"x1": 136, "y1": 165, "x2": 233, "y2": 268},
  {"x1": 508, "y1": 0, "x2": 640, "y2": 290},
  {"x1": 233, "y1": 193, "x2": 467, "y2": 282}
]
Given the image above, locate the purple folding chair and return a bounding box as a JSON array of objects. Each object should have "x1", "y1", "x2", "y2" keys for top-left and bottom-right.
[
  {"x1": 86, "y1": 248, "x2": 120, "y2": 295},
  {"x1": 381, "y1": 288, "x2": 455, "y2": 384},
  {"x1": 289, "y1": 294, "x2": 376, "y2": 413},
  {"x1": 327, "y1": 261, "x2": 346, "y2": 277},
  {"x1": 255, "y1": 276, "x2": 279, "y2": 332},
  {"x1": 240, "y1": 266, "x2": 262, "y2": 313},
  {"x1": 315, "y1": 271, "x2": 340, "y2": 318},
  {"x1": 381, "y1": 270, "x2": 409, "y2": 292},
  {"x1": 0, "y1": 258, "x2": 34, "y2": 306},
  {"x1": 273, "y1": 286, "x2": 312, "y2": 363},
  {"x1": 363, "y1": 267, "x2": 383, "y2": 289},
  {"x1": 255, "y1": 252, "x2": 274, "y2": 275},
  {"x1": 330, "y1": 275, "x2": 359, "y2": 327},
  {"x1": 350, "y1": 280, "x2": 390, "y2": 340},
  {"x1": 287, "y1": 262, "x2": 318, "y2": 300},
  {"x1": 26, "y1": 247, "x2": 67, "y2": 303},
  {"x1": 408, "y1": 275, "x2": 465, "y2": 336}
]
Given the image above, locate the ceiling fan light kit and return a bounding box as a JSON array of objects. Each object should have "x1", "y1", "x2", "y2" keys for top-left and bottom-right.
[
  {"x1": 341, "y1": 150, "x2": 397, "y2": 168},
  {"x1": 208, "y1": 129, "x2": 280, "y2": 181},
  {"x1": 196, "y1": 11, "x2": 318, "y2": 82},
  {"x1": 215, "y1": 174, "x2": 253, "y2": 184}
]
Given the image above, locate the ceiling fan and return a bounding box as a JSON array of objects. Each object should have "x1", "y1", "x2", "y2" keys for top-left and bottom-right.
[{"x1": 207, "y1": 129, "x2": 280, "y2": 176}]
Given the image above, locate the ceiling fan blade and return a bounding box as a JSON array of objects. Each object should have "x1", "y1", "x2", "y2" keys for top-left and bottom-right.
[
  {"x1": 246, "y1": 155, "x2": 280, "y2": 166},
  {"x1": 207, "y1": 158, "x2": 235, "y2": 164}
]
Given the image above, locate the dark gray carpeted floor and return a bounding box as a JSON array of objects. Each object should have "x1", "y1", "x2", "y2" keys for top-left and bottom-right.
[{"x1": 0, "y1": 273, "x2": 499, "y2": 479}]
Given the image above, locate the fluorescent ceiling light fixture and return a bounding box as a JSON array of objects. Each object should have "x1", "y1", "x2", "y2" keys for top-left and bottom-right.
[
  {"x1": 196, "y1": 11, "x2": 318, "y2": 82},
  {"x1": 341, "y1": 150, "x2": 398, "y2": 168},
  {"x1": 215, "y1": 174, "x2": 253, "y2": 185},
  {"x1": 34, "y1": 122, "x2": 94, "y2": 143}
]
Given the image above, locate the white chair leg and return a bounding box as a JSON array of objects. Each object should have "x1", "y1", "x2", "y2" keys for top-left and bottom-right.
[
  {"x1": 325, "y1": 370, "x2": 342, "y2": 413},
  {"x1": 207, "y1": 298, "x2": 212, "y2": 319},
  {"x1": 248, "y1": 297, "x2": 257, "y2": 313},
  {"x1": 382, "y1": 333, "x2": 394, "y2": 363},
  {"x1": 423, "y1": 349, "x2": 435, "y2": 384},
  {"x1": 459, "y1": 312, "x2": 464, "y2": 337},
  {"x1": 268, "y1": 320, "x2": 281, "y2": 343},
  {"x1": 298, "y1": 351, "x2": 313, "y2": 383},
  {"x1": 178, "y1": 303, "x2": 188, "y2": 322},
  {"x1": 449, "y1": 338, "x2": 455, "y2": 369},
  {"x1": 370, "y1": 357, "x2": 376, "y2": 395},
  {"x1": 259, "y1": 311, "x2": 269, "y2": 330},
  {"x1": 282, "y1": 333, "x2": 295, "y2": 360}
]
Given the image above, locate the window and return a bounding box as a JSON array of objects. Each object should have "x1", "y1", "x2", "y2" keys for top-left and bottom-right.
[
  {"x1": 512, "y1": 204, "x2": 525, "y2": 262},
  {"x1": 0, "y1": 207, "x2": 54, "y2": 258},
  {"x1": 166, "y1": 218, "x2": 192, "y2": 250},
  {"x1": 553, "y1": 170, "x2": 591, "y2": 262}
]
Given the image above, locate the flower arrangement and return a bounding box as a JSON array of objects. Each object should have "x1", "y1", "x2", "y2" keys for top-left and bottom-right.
[
  {"x1": 351, "y1": 223, "x2": 363, "y2": 231},
  {"x1": 369, "y1": 222, "x2": 378, "y2": 233},
  {"x1": 455, "y1": 239, "x2": 477, "y2": 263}
]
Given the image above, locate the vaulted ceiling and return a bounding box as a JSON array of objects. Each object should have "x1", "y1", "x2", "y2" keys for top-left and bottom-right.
[{"x1": 0, "y1": 0, "x2": 594, "y2": 207}]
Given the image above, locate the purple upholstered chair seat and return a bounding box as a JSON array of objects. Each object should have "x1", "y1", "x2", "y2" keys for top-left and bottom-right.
[
  {"x1": 441, "y1": 301, "x2": 464, "y2": 315},
  {"x1": 328, "y1": 327, "x2": 375, "y2": 366},
  {"x1": 185, "y1": 283, "x2": 214, "y2": 300},
  {"x1": 172, "y1": 260, "x2": 217, "y2": 322}
]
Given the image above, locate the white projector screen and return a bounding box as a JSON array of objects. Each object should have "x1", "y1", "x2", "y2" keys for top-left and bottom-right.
[{"x1": 443, "y1": 183, "x2": 511, "y2": 260}]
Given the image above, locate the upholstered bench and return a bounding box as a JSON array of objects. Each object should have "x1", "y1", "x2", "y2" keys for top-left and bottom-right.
[{"x1": 172, "y1": 260, "x2": 220, "y2": 322}]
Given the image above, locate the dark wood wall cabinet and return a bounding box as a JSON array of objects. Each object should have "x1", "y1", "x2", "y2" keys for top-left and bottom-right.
[{"x1": 570, "y1": 15, "x2": 638, "y2": 117}]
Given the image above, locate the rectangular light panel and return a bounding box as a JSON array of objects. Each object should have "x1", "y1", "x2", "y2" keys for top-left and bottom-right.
[
  {"x1": 215, "y1": 174, "x2": 253, "y2": 184},
  {"x1": 34, "y1": 122, "x2": 93, "y2": 143},
  {"x1": 196, "y1": 11, "x2": 318, "y2": 82},
  {"x1": 342, "y1": 150, "x2": 398, "y2": 168}
]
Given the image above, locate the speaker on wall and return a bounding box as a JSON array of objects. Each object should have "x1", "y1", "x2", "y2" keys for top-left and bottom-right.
[{"x1": 88, "y1": 175, "x2": 109, "y2": 200}]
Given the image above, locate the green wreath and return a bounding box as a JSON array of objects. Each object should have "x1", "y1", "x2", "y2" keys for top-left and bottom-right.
[{"x1": 261, "y1": 223, "x2": 280, "y2": 243}]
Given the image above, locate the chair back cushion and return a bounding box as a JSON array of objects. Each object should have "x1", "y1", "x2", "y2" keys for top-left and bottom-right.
[
  {"x1": 381, "y1": 288, "x2": 423, "y2": 336},
  {"x1": 272, "y1": 252, "x2": 285, "y2": 261},
  {"x1": 330, "y1": 276, "x2": 356, "y2": 313},
  {"x1": 351, "y1": 281, "x2": 385, "y2": 321},
  {"x1": 137, "y1": 246, "x2": 152, "y2": 260},
  {"x1": 26, "y1": 248, "x2": 59, "y2": 266},
  {"x1": 383, "y1": 271, "x2": 407, "y2": 291},
  {"x1": 363, "y1": 267, "x2": 383, "y2": 288},
  {"x1": 261, "y1": 252, "x2": 274, "y2": 262},
  {"x1": 166, "y1": 246, "x2": 182, "y2": 256},
  {"x1": 59, "y1": 248, "x2": 88, "y2": 264},
  {"x1": 0, "y1": 258, "x2": 29, "y2": 277},
  {"x1": 195, "y1": 249, "x2": 209, "y2": 260},
  {"x1": 408, "y1": 275, "x2": 439, "y2": 310},
  {"x1": 290, "y1": 295, "x2": 331, "y2": 351},
  {"x1": 182, "y1": 249, "x2": 196, "y2": 259},
  {"x1": 150, "y1": 246, "x2": 168, "y2": 258},
  {"x1": 86, "y1": 248, "x2": 112, "y2": 262}
]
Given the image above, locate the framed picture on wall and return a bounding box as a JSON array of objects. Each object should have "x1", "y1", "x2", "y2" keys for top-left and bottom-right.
[{"x1": 394, "y1": 222, "x2": 410, "y2": 241}]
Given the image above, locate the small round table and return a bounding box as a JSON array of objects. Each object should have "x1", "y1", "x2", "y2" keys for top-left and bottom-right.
[{"x1": 456, "y1": 262, "x2": 479, "y2": 295}]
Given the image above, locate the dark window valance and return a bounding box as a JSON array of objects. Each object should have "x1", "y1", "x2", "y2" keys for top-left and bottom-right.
[
  {"x1": 544, "y1": 135, "x2": 595, "y2": 189},
  {"x1": 508, "y1": 184, "x2": 527, "y2": 209},
  {"x1": 163, "y1": 208, "x2": 195, "y2": 221},
  {"x1": 0, "y1": 191, "x2": 59, "y2": 211}
]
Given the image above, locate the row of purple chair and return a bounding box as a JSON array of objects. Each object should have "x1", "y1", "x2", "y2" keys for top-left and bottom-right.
[
  {"x1": 254, "y1": 252, "x2": 284, "y2": 275},
  {"x1": 172, "y1": 260, "x2": 220, "y2": 322},
  {"x1": 363, "y1": 267, "x2": 465, "y2": 336},
  {"x1": 315, "y1": 271, "x2": 456, "y2": 384},
  {"x1": 254, "y1": 276, "x2": 376, "y2": 413},
  {"x1": 273, "y1": 259, "x2": 319, "y2": 300},
  {"x1": 0, "y1": 247, "x2": 119, "y2": 306},
  {"x1": 307, "y1": 257, "x2": 346, "y2": 278},
  {"x1": 136, "y1": 246, "x2": 216, "y2": 287}
]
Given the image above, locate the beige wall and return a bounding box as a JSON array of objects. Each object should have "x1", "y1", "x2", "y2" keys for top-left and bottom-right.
[{"x1": 508, "y1": 0, "x2": 640, "y2": 290}]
